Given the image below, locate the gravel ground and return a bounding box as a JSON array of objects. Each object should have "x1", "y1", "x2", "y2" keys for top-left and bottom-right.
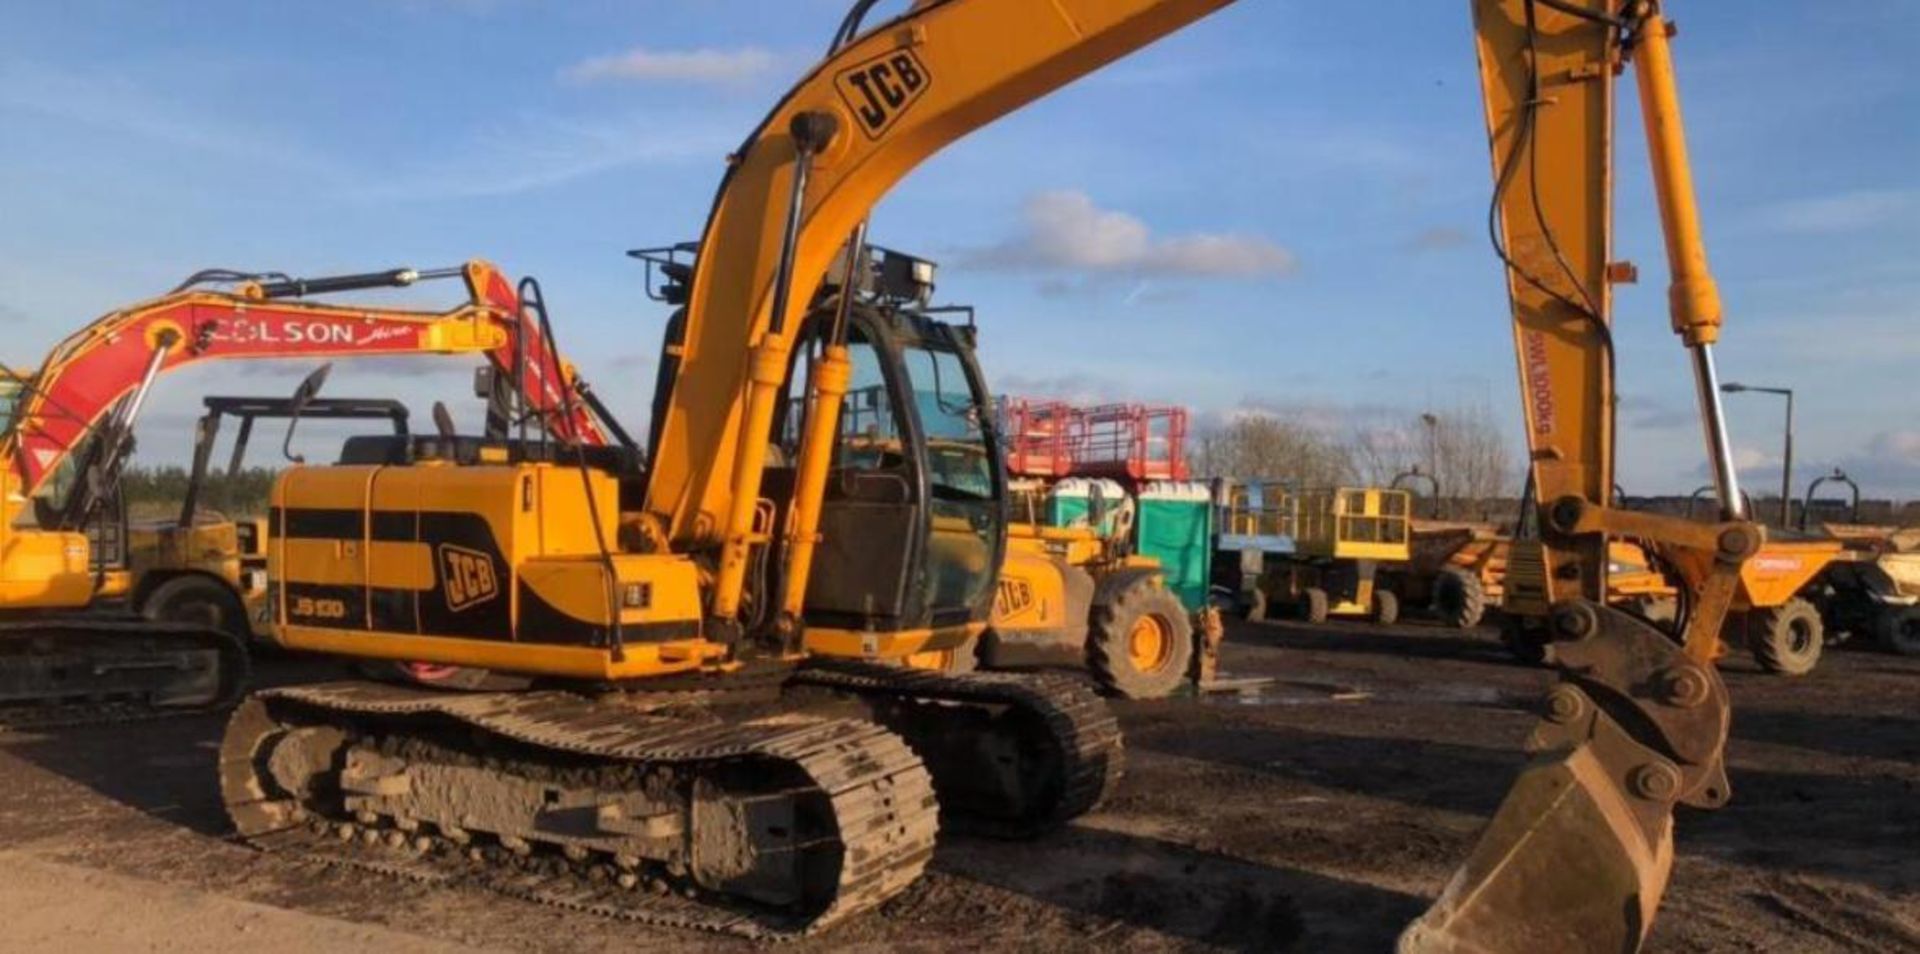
[{"x1": 0, "y1": 618, "x2": 1913, "y2": 952}]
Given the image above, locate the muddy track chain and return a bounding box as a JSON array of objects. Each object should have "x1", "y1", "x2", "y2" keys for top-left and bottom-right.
[
  {"x1": 0, "y1": 619, "x2": 250, "y2": 732},
  {"x1": 788, "y1": 660, "x2": 1125, "y2": 837},
  {"x1": 225, "y1": 681, "x2": 939, "y2": 939}
]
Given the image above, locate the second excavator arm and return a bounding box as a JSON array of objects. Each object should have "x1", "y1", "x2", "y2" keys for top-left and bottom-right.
[{"x1": 1, "y1": 260, "x2": 616, "y2": 518}]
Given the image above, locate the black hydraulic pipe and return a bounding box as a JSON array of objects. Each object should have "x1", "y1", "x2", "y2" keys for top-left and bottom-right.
[{"x1": 255, "y1": 266, "x2": 462, "y2": 299}]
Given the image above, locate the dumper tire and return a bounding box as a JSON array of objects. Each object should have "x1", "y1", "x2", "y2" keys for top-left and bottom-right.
[
  {"x1": 1432, "y1": 567, "x2": 1486, "y2": 629},
  {"x1": 1751, "y1": 597, "x2": 1825, "y2": 676},
  {"x1": 1243, "y1": 587, "x2": 1269, "y2": 623},
  {"x1": 1876, "y1": 606, "x2": 1920, "y2": 657},
  {"x1": 1088, "y1": 579, "x2": 1194, "y2": 699},
  {"x1": 1298, "y1": 587, "x2": 1331, "y2": 624},
  {"x1": 1371, "y1": 588, "x2": 1400, "y2": 625}
]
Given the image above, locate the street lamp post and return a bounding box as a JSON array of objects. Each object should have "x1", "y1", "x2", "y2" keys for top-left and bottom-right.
[
  {"x1": 1419, "y1": 412, "x2": 1439, "y2": 512},
  {"x1": 1720, "y1": 382, "x2": 1794, "y2": 526}
]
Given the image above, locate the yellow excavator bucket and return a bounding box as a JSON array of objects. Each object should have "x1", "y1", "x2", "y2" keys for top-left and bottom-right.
[{"x1": 1400, "y1": 601, "x2": 1731, "y2": 953}]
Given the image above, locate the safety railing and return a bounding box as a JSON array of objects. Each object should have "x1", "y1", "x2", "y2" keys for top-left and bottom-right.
[
  {"x1": 998, "y1": 397, "x2": 1188, "y2": 481},
  {"x1": 1293, "y1": 488, "x2": 1412, "y2": 557}
]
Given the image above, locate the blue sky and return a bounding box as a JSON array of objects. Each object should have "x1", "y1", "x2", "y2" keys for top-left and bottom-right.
[{"x1": 2, "y1": 0, "x2": 1915, "y2": 498}]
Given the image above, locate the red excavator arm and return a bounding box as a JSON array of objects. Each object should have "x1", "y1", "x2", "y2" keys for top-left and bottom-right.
[{"x1": 1, "y1": 260, "x2": 615, "y2": 501}]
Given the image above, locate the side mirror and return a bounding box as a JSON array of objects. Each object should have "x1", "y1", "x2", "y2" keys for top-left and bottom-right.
[{"x1": 281, "y1": 362, "x2": 332, "y2": 464}]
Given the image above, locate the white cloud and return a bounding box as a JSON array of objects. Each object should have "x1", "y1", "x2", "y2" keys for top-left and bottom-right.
[
  {"x1": 1618, "y1": 394, "x2": 1694, "y2": 431},
  {"x1": 1754, "y1": 311, "x2": 1920, "y2": 363},
  {"x1": 966, "y1": 191, "x2": 1296, "y2": 279},
  {"x1": 562, "y1": 47, "x2": 783, "y2": 87},
  {"x1": 1751, "y1": 189, "x2": 1920, "y2": 235},
  {"x1": 344, "y1": 112, "x2": 734, "y2": 201},
  {"x1": 1868, "y1": 431, "x2": 1920, "y2": 460},
  {"x1": 0, "y1": 60, "x2": 725, "y2": 203},
  {"x1": 393, "y1": 0, "x2": 510, "y2": 12},
  {"x1": 0, "y1": 63, "x2": 340, "y2": 177},
  {"x1": 1834, "y1": 431, "x2": 1920, "y2": 498},
  {"x1": 1202, "y1": 399, "x2": 1399, "y2": 438},
  {"x1": 994, "y1": 371, "x2": 1128, "y2": 405},
  {"x1": 1730, "y1": 445, "x2": 1773, "y2": 470},
  {"x1": 1407, "y1": 226, "x2": 1471, "y2": 252}
]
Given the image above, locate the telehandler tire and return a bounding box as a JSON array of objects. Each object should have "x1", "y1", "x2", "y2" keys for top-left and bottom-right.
[
  {"x1": 1432, "y1": 567, "x2": 1487, "y2": 629},
  {"x1": 1751, "y1": 597, "x2": 1824, "y2": 676},
  {"x1": 1088, "y1": 579, "x2": 1193, "y2": 699}
]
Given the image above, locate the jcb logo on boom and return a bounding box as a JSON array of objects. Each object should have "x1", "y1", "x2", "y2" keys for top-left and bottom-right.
[
  {"x1": 440, "y1": 544, "x2": 500, "y2": 612},
  {"x1": 995, "y1": 578, "x2": 1034, "y2": 618},
  {"x1": 834, "y1": 49, "x2": 930, "y2": 139}
]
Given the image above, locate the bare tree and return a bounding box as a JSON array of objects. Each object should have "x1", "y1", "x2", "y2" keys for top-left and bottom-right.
[
  {"x1": 1192, "y1": 403, "x2": 1515, "y2": 519},
  {"x1": 1193, "y1": 412, "x2": 1352, "y2": 488},
  {"x1": 1339, "y1": 403, "x2": 1516, "y2": 519},
  {"x1": 1430, "y1": 401, "x2": 1515, "y2": 518},
  {"x1": 1345, "y1": 411, "x2": 1417, "y2": 487},
  {"x1": 1351, "y1": 401, "x2": 1512, "y2": 522}
]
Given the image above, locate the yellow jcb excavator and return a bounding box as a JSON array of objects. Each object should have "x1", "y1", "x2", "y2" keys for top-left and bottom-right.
[{"x1": 216, "y1": 1, "x2": 1758, "y2": 950}]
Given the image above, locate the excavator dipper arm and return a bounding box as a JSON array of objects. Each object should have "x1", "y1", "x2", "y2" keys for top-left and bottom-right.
[{"x1": 1399, "y1": 4, "x2": 1755, "y2": 951}]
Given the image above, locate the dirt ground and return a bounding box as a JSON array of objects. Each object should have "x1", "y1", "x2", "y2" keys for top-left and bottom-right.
[{"x1": 1, "y1": 618, "x2": 1914, "y2": 953}]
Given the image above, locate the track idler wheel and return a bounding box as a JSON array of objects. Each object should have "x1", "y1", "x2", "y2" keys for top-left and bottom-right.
[
  {"x1": 1399, "y1": 603, "x2": 1730, "y2": 953},
  {"x1": 219, "y1": 695, "x2": 348, "y2": 838}
]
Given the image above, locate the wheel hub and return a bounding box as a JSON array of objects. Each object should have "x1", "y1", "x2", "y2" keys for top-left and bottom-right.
[{"x1": 1127, "y1": 615, "x2": 1171, "y2": 672}]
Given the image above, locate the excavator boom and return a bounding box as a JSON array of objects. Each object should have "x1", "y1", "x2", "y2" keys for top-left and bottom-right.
[{"x1": 642, "y1": 0, "x2": 1234, "y2": 574}]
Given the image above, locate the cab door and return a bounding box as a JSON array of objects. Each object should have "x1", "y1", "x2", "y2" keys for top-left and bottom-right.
[{"x1": 802, "y1": 330, "x2": 922, "y2": 630}]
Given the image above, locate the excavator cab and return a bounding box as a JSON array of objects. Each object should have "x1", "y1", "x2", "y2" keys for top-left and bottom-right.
[
  {"x1": 644, "y1": 242, "x2": 1006, "y2": 642},
  {"x1": 774, "y1": 302, "x2": 1004, "y2": 635}
]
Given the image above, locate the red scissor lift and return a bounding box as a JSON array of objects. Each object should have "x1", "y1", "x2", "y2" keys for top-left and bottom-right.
[{"x1": 999, "y1": 397, "x2": 1189, "y2": 481}]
